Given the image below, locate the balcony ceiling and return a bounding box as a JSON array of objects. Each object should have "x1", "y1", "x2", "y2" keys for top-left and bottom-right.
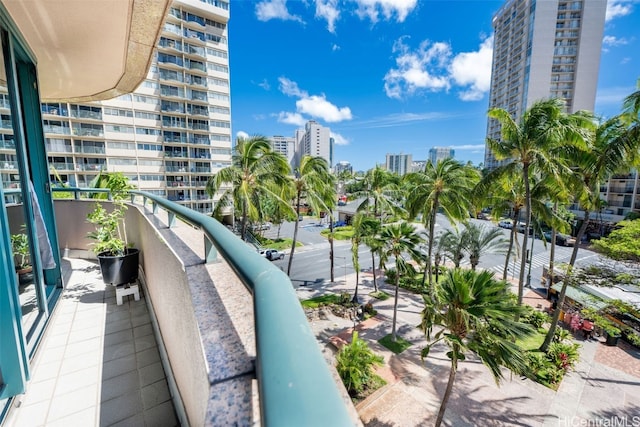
[{"x1": 3, "y1": 0, "x2": 170, "y2": 102}]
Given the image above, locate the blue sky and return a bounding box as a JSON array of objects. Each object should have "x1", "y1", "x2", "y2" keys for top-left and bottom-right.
[{"x1": 228, "y1": 0, "x2": 639, "y2": 171}]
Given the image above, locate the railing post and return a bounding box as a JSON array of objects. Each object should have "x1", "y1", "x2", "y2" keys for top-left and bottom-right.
[
  {"x1": 74, "y1": 189, "x2": 79, "y2": 200},
  {"x1": 152, "y1": 201, "x2": 158, "y2": 215},
  {"x1": 204, "y1": 235, "x2": 217, "y2": 263},
  {"x1": 168, "y1": 211, "x2": 176, "y2": 228}
]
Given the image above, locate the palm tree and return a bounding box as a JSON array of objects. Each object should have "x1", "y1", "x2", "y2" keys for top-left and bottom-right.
[
  {"x1": 361, "y1": 219, "x2": 382, "y2": 292},
  {"x1": 421, "y1": 269, "x2": 532, "y2": 427},
  {"x1": 405, "y1": 158, "x2": 480, "y2": 292},
  {"x1": 438, "y1": 228, "x2": 466, "y2": 268},
  {"x1": 349, "y1": 213, "x2": 367, "y2": 302},
  {"x1": 374, "y1": 222, "x2": 423, "y2": 341},
  {"x1": 463, "y1": 223, "x2": 508, "y2": 270},
  {"x1": 487, "y1": 99, "x2": 590, "y2": 304},
  {"x1": 355, "y1": 165, "x2": 404, "y2": 221},
  {"x1": 541, "y1": 114, "x2": 636, "y2": 351},
  {"x1": 206, "y1": 135, "x2": 291, "y2": 241},
  {"x1": 287, "y1": 155, "x2": 335, "y2": 274}
]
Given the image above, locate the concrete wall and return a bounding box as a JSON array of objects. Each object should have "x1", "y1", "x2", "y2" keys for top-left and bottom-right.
[{"x1": 53, "y1": 200, "x2": 211, "y2": 426}]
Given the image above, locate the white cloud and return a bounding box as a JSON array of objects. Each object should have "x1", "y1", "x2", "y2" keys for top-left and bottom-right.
[
  {"x1": 606, "y1": 0, "x2": 633, "y2": 21},
  {"x1": 353, "y1": 0, "x2": 417, "y2": 23},
  {"x1": 603, "y1": 35, "x2": 630, "y2": 47},
  {"x1": 257, "y1": 79, "x2": 270, "y2": 90},
  {"x1": 385, "y1": 36, "x2": 493, "y2": 101},
  {"x1": 596, "y1": 85, "x2": 637, "y2": 107},
  {"x1": 332, "y1": 44, "x2": 340, "y2": 51},
  {"x1": 279, "y1": 77, "x2": 308, "y2": 97},
  {"x1": 277, "y1": 111, "x2": 307, "y2": 126},
  {"x1": 384, "y1": 38, "x2": 451, "y2": 99},
  {"x1": 236, "y1": 131, "x2": 250, "y2": 140},
  {"x1": 449, "y1": 36, "x2": 493, "y2": 101},
  {"x1": 255, "y1": 0, "x2": 304, "y2": 23},
  {"x1": 331, "y1": 132, "x2": 350, "y2": 145},
  {"x1": 278, "y1": 77, "x2": 353, "y2": 123},
  {"x1": 448, "y1": 144, "x2": 486, "y2": 150},
  {"x1": 315, "y1": 0, "x2": 340, "y2": 33},
  {"x1": 296, "y1": 95, "x2": 353, "y2": 122}
]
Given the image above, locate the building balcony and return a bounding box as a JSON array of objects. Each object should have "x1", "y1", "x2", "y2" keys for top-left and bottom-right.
[{"x1": 5, "y1": 193, "x2": 356, "y2": 426}]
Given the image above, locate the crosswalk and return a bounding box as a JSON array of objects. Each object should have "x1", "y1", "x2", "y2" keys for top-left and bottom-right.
[{"x1": 454, "y1": 245, "x2": 575, "y2": 278}]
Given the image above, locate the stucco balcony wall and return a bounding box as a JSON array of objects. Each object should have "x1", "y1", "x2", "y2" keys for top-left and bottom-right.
[{"x1": 53, "y1": 199, "x2": 257, "y2": 425}]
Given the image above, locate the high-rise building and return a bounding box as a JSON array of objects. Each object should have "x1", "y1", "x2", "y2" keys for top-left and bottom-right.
[
  {"x1": 484, "y1": 0, "x2": 606, "y2": 170},
  {"x1": 428, "y1": 147, "x2": 455, "y2": 164},
  {"x1": 334, "y1": 161, "x2": 353, "y2": 175},
  {"x1": 295, "y1": 120, "x2": 333, "y2": 169},
  {"x1": 40, "y1": 0, "x2": 232, "y2": 214},
  {"x1": 385, "y1": 153, "x2": 412, "y2": 176},
  {"x1": 269, "y1": 136, "x2": 296, "y2": 168}
]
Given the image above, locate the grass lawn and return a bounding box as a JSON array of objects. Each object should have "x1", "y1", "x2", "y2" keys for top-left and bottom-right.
[
  {"x1": 320, "y1": 226, "x2": 354, "y2": 240},
  {"x1": 517, "y1": 330, "x2": 547, "y2": 351},
  {"x1": 369, "y1": 290, "x2": 390, "y2": 301},
  {"x1": 378, "y1": 334, "x2": 413, "y2": 354},
  {"x1": 258, "y1": 237, "x2": 301, "y2": 250},
  {"x1": 301, "y1": 294, "x2": 341, "y2": 309}
]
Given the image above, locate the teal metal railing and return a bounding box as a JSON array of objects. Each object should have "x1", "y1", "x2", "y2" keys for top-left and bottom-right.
[{"x1": 52, "y1": 187, "x2": 353, "y2": 426}]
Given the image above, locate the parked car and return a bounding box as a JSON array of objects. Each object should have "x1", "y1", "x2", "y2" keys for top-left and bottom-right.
[
  {"x1": 251, "y1": 222, "x2": 271, "y2": 231},
  {"x1": 258, "y1": 249, "x2": 285, "y2": 261},
  {"x1": 476, "y1": 212, "x2": 491, "y2": 220},
  {"x1": 556, "y1": 233, "x2": 576, "y2": 247},
  {"x1": 498, "y1": 219, "x2": 513, "y2": 229},
  {"x1": 515, "y1": 222, "x2": 533, "y2": 235}
]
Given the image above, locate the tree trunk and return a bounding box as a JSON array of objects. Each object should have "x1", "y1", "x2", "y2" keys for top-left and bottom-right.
[
  {"x1": 541, "y1": 210, "x2": 591, "y2": 352},
  {"x1": 424, "y1": 200, "x2": 439, "y2": 296},
  {"x1": 287, "y1": 190, "x2": 301, "y2": 275},
  {"x1": 392, "y1": 268, "x2": 400, "y2": 342},
  {"x1": 518, "y1": 164, "x2": 531, "y2": 306},
  {"x1": 435, "y1": 353, "x2": 458, "y2": 427},
  {"x1": 329, "y1": 211, "x2": 335, "y2": 282},
  {"x1": 502, "y1": 208, "x2": 519, "y2": 281},
  {"x1": 241, "y1": 203, "x2": 248, "y2": 242},
  {"x1": 371, "y1": 251, "x2": 378, "y2": 292}
]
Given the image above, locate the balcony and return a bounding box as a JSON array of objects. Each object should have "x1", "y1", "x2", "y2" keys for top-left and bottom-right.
[{"x1": 5, "y1": 192, "x2": 356, "y2": 425}]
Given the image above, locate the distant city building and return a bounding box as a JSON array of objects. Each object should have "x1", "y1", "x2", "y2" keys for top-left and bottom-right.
[
  {"x1": 295, "y1": 120, "x2": 333, "y2": 169},
  {"x1": 269, "y1": 135, "x2": 296, "y2": 168},
  {"x1": 411, "y1": 160, "x2": 426, "y2": 172},
  {"x1": 334, "y1": 160, "x2": 353, "y2": 176},
  {"x1": 484, "y1": 0, "x2": 606, "y2": 170},
  {"x1": 428, "y1": 147, "x2": 455, "y2": 164},
  {"x1": 385, "y1": 153, "x2": 412, "y2": 176}
]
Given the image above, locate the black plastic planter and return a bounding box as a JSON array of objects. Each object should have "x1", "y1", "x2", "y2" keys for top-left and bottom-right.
[
  {"x1": 605, "y1": 332, "x2": 620, "y2": 347},
  {"x1": 97, "y1": 248, "x2": 139, "y2": 285}
]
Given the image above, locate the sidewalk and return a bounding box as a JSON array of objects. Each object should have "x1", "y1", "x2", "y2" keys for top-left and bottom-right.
[{"x1": 303, "y1": 271, "x2": 640, "y2": 426}]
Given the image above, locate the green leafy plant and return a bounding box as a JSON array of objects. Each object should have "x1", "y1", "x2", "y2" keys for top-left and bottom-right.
[
  {"x1": 336, "y1": 331, "x2": 384, "y2": 396},
  {"x1": 11, "y1": 232, "x2": 30, "y2": 270},
  {"x1": 547, "y1": 342, "x2": 580, "y2": 372},
  {"x1": 86, "y1": 172, "x2": 133, "y2": 256}
]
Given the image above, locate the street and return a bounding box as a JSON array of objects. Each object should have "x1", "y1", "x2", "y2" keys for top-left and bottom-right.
[{"x1": 260, "y1": 214, "x2": 602, "y2": 292}]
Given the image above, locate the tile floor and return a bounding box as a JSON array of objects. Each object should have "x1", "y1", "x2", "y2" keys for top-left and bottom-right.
[{"x1": 5, "y1": 258, "x2": 178, "y2": 427}]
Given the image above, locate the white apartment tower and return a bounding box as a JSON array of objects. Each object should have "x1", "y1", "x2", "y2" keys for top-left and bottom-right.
[
  {"x1": 269, "y1": 136, "x2": 296, "y2": 168},
  {"x1": 39, "y1": 0, "x2": 232, "y2": 214},
  {"x1": 385, "y1": 153, "x2": 412, "y2": 176},
  {"x1": 484, "y1": 0, "x2": 606, "y2": 169},
  {"x1": 295, "y1": 121, "x2": 333, "y2": 169},
  {"x1": 428, "y1": 147, "x2": 455, "y2": 164}
]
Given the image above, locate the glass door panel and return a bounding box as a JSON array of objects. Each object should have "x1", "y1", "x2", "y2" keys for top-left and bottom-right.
[{"x1": 0, "y1": 31, "x2": 45, "y2": 342}]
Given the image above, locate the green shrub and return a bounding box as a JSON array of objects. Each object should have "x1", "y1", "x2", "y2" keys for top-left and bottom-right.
[
  {"x1": 547, "y1": 342, "x2": 580, "y2": 372},
  {"x1": 336, "y1": 331, "x2": 384, "y2": 396},
  {"x1": 522, "y1": 307, "x2": 550, "y2": 329},
  {"x1": 339, "y1": 292, "x2": 352, "y2": 305},
  {"x1": 553, "y1": 328, "x2": 571, "y2": 343}
]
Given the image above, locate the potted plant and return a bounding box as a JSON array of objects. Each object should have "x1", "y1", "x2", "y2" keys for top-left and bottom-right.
[
  {"x1": 87, "y1": 172, "x2": 139, "y2": 285},
  {"x1": 602, "y1": 324, "x2": 621, "y2": 347},
  {"x1": 11, "y1": 231, "x2": 33, "y2": 284}
]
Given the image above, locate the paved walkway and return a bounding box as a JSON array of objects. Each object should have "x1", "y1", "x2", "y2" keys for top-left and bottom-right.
[
  {"x1": 301, "y1": 270, "x2": 640, "y2": 427},
  {"x1": 5, "y1": 258, "x2": 177, "y2": 427}
]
